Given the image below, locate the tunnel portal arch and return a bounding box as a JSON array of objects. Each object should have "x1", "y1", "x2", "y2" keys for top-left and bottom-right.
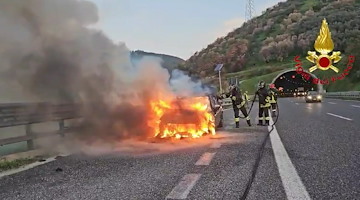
[{"x1": 272, "y1": 69, "x2": 323, "y2": 93}]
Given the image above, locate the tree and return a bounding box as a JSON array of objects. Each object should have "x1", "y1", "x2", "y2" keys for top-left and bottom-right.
[
  {"x1": 260, "y1": 46, "x2": 271, "y2": 62},
  {"x1": 288, "y1": 12, "x2": 302, "y2": 22},
  {"x1": 263, "y1": 37, "x2": 274, "y2": 46},
  {"x1": 283, "y1": 18, "x2": 292, "y2": 26},
  {"x1": 305, "y1": 9, "x2": 315, "y2": 17}
]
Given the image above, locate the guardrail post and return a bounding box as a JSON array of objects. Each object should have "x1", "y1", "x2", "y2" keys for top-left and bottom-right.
[
  {"x1": 25, "y1": 124, "x2": 34, "y2": 150},
  {"x1": 59, "y1": 120, "x2": 65, "y2": 137}
]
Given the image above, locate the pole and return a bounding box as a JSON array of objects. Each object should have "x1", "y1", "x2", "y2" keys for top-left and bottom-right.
[{"x1": 219, "y1": 70, "x2": 222, "y2": 94}]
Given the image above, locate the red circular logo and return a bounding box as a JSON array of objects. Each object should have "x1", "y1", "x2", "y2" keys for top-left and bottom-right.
[{"x1": 319, "y1": 57, "x2": 330, "y2": 68}]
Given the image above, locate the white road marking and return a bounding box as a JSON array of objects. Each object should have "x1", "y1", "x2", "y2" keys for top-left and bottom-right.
[
  {"x1": 268, "y1": 117, "x2": 311, "y2": 200},
  {"x1": 327, "y1": 113, "x2": 353, "y2": 121},
  {"x1": 351, "y1": 105, "x2": 360, "y2": 108},
  {"x1": 195, "y1": 152, "x2": 216, "y2": 166},
  {"x1": 0, "y1": 155, "x2": 66, "y2": 179},
  {"x1": 210, "y1": 143, "x2": 222, "y2": 149},
  {"x1": 165, "y1": 174, "x2": 201, "y2": 199},
  {"x1": 328, "y1": 102, "x2": 337, "y2": 104},
  {"x1": 295, "y1": 103, "x2": 299, "y2": 105}
]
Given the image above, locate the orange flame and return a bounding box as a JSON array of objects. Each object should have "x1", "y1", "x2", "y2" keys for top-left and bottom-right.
[{"x1": 148, "y1": 97, "x2": 216, "y2": 139}]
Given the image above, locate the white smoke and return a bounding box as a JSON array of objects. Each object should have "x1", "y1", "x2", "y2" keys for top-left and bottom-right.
[
  {"x1": 0, "y1": 0, "x2": 212, "y2": 146},
  {"x1": 170, "y1": 69, "x2": 212, "y2": 96}
]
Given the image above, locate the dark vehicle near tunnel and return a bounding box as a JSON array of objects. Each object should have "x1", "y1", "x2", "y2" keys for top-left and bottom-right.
[{"x1": 305, "y1": 91, "x2": 322, "y2": 103}]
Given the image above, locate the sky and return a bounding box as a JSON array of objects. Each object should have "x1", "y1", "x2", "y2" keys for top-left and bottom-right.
[{"x1": 88, "y1": 0, "x2": 284, "y2": 60}]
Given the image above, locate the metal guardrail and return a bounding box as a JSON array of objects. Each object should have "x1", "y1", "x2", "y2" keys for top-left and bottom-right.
[
  {"x1": 0, "y1": 103, "x2": 81, "y2": 154},
  {"x1": 324, "y1": 91, "x2": 360, "y2": 100}
]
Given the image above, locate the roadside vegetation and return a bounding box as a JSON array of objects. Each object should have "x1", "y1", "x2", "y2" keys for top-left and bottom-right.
[
  {"x1": 0, "y1": 158, "x2": 38, "y2": 172},
  {"x1": 183, "y1": 0, "x2": 360, "y2": 92}
]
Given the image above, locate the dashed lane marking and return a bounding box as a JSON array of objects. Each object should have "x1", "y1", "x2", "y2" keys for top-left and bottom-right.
[
  {"x1": 195, "y1": 152, "x2": 216, "y2": 166},
  {"x1": 328, "y1": 102, "x2": 337, "y2": 104},
  {"x1": 295, "y1": 103, "x2": 299, "y2": 105},
  {"x1": 351, "y1": 105, "x2": 360, "y2": 108},
  {"x1": 210, "y1": 143, "x2": 222, "y2": 149},
  {"x1": 165, "y1": 174, "x2": 201, "y2": 199},
  {"x1": 268, "y1": 117, "x2": 311, "y2": 200},
  {"x1": 327, "y1": 113, "x2": 353, "y2": 121}
]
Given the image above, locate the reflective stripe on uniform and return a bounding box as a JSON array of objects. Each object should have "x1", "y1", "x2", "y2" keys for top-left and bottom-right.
[
  {"x1": 235, "y1": 118, "x2": 240, "y2": 122},
  {"x1": 259, "y1": 117, "x2": 264, "y2": 120},
  {"x1": 265, "y1": 96, "x2": 271, "y2": 102},
  {"x1": 240, "y1": 100, "x2": 246, "y2": 107},
  {"x1": 270, "y1": 96, "x2": 276, "y2": 103},
  {"x1": 260, "y1": 103, "x2": 271, "y2": 108},
  {"x1": 246, "y1": 116, "x2": 250, "y2": 120},
  {"x1": 265, "y1": 117, "x2": 270, "y2": 120},
  {"x1": 232, "y1": 96, "x2": 236, "y2": 101}
]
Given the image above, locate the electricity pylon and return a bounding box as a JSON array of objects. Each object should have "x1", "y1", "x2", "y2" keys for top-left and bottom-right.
[{"x1": 245, "y1": 0, "x2": 255, "y2": 21}]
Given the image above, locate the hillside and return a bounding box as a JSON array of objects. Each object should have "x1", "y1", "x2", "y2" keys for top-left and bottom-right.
[
  {"x1": 131, "y1": 50, "x2": 185, "y2": 71},
  {"x1": 185, "y1": 0, "x2": 360, "y2": 92}
]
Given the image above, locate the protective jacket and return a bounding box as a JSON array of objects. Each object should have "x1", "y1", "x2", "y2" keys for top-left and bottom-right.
[
  {"x1": 256, "y1": 87, "x2": 271, "y2": 108},
  {"x1": 269, "y1": 88, "x2": 279, "y2": 104},
  {"x1": 221, "y1": 87, "x2": 245, "y2": 108}
]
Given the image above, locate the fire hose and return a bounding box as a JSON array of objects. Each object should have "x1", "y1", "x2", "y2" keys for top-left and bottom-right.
[
  {"x1": 220, "y1": 90, "x2": 280, "y2": 199},
  {"x1": 237, "y1": 94, "x2": 257, "y2": 119},
  {"x1": 239, "y1": 98, "x2": 280, "y2": 200}
]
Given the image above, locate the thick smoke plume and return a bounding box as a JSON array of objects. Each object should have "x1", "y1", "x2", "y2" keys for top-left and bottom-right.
[{"x1": 0, "y1": 0, "x2": 212, "y2": 145}]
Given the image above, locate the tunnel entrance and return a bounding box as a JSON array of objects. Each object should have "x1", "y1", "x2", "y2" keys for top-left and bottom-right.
[{"x1": 272, "y1": 70, "x2": 321, "y2": 97}]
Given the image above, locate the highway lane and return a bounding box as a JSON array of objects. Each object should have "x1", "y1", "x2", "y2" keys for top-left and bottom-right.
[
  {"x1": 0, "y1": 107, "x2": 286, "y2": 200},
  {"x1": 275, "y1": 97, "x2": 360, "y2": 200},
  {"x1": 2, "y1": 97, "x2": 358, "y2": 200}
]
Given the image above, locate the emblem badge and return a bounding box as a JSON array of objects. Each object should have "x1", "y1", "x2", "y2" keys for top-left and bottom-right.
[{"x1": 306, "y1": 18, "x2": 341, "y2": 73}]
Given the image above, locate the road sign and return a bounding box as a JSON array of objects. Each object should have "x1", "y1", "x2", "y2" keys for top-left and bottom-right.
[{"x1": 214, "y1": 64, "x2": 223, "y2": 72}]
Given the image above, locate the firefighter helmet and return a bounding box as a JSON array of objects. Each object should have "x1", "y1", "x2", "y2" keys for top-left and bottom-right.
[
  {"x1": 228, "y1": 84, "x2": 236, "y2": 91},
  {"x1": 258, "y1": 81, "x2": 265, "y2": 89}
]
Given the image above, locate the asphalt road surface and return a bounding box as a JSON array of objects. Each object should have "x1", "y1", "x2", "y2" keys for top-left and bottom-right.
[
  {"x1": 0, "y1": 97, "x2": 359, "y2": 200},
  {"x1": 274, "y1": 97, "x2": 360, "y2": 200}
]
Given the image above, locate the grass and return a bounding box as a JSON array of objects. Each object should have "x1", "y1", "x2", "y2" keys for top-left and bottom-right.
[
  {"x1": 225, "y1": 61, "x2": 293, "y2": 79},
  {"x1": 0, "y1": 158, "x2": 37, "y2": 172},
  {"x1": 208, "y1": 55, "x2": 360, "y2": 93},
  {"x1": 325, "y1": 77, "x2": 360, "y2": 92},
  {"x1": 239, "y1": 71, "x2": 284, "y2": 94}
]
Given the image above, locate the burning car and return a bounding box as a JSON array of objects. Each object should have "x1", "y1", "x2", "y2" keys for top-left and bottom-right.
[{"x1": 152, "y1": 95, "x2": 223, "y2": 139}]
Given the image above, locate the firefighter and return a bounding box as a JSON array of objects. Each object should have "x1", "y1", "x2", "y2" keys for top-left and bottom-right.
[
  {"x1": 219, "y1": 84, "x2": 251, "y2": 128},
  {"x1": 255, "y1": 81, "x2": 271, "y2": 126},
  {"x1": 268, "y1": 84, "x2": 279, "y2": 117}
]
